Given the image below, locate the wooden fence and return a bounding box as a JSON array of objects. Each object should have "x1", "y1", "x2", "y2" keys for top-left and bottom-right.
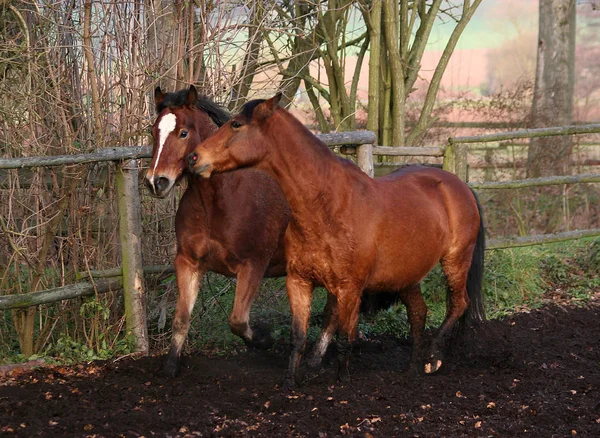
[
  {"x1": 0, "y1": 131, "x2": 377, "y2": 351},
  {"x1": 449, "y1": 124, "x2": 600, "y2": 249},
  {"x1": 1, "y1": 124, "x2": 599, "y2": 351}
]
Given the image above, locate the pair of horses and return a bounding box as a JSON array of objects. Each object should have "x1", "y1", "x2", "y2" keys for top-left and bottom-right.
[
  {"x1": 147, "y1": 87, "x2": 486, "y2": 388},
  {"x1": 146, "y1": 86, "x2": 390, "y2": 377}
]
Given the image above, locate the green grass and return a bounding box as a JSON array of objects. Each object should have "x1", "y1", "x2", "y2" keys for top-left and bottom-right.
[{"x1": 3, "y1": 238, "x2": 598, "y2": 364}]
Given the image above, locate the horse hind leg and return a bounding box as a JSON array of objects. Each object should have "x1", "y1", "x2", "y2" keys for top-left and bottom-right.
[
  {"x1": 229, "y1": 260, "x2": 272, "y2": 349},
  {"x1": 398, "y1": 284, "x2": 427, "y2": 373},
  {"x1": 306, "y1": 292, "x2": 338, "y2": 369},
  {"x1": 424, "y1": 253, "x2": 472, "y2": 374},
  {"x1": 164, "y1": 253, "x2": 203, "y2": 378}
]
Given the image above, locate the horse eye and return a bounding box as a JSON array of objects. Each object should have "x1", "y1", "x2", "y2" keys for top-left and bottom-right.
[
  {"x1": 231, "y1": 120, "x2": 242, "y2": 129},
  {"x1": 180, "y1": 130, "x2": 188, "y2": 139}
]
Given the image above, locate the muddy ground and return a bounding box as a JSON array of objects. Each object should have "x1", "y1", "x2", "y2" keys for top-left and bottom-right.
[{"x1": 1, "y1": 299, "x2": 599, "y2": 437}]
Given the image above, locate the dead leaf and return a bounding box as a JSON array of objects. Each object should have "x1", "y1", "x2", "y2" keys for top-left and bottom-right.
[
  {"x1": 475, "y1": 421, "x2": 482, "y2": 428},
  {"x1": 487, "y1": 402, "x2": 496, "y2": 409}
]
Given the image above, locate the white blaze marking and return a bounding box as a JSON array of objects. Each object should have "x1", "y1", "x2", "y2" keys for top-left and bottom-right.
[{"x1": 154, "y1": 112, "x2": 177, "y2": 174}]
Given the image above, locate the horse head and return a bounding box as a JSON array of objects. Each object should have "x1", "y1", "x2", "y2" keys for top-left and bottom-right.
[
  {"x1": 145, "y1": 85, "x2": 230, "y2": 197},
  {"x1": 188, "y1": 93, "x2": 282, "y2": 178}
]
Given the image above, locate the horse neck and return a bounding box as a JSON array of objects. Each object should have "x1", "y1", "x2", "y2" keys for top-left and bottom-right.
[{"x1": 261, "y1": 111, "x2": 360, "y2": 218}]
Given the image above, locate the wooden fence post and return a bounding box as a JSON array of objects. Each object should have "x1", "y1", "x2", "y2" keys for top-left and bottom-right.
[
  {"x1": 443, "y1": 140, "x2": 468, "y2": 181},
  {"x1": 116, "y1": 159, "x2": 148, "y2": 354},
  {"x1": 357, "y1": 143, "x2": 374, "y2": 177}
]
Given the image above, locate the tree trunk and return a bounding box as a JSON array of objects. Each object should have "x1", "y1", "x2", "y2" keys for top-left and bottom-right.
[
  {"x1": 229, "y1": 3, "x2": 265, "y2": 110},
  {"x1": 382, "y1": 0, "x2": 405, "y2": 146},
  {"x1": 366, "y1": 0, "x2": 382, "y2": 142},
  {"x1": 527, "y1": 0, "x2": 576, "y2": 178}
]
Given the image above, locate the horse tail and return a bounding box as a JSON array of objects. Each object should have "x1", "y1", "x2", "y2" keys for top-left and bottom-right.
[
  {"x1": 464, "y1": 189, "x2": 486, "y2": 324},
  {"x1": 359, "y1": 291, "x2": 400, "y2": 315}
]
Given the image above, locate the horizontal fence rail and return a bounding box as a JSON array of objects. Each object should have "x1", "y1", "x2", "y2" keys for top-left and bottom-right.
[
  {"x1": 0, "y1": 278, "x2": 123, "y2": 310},
  {"x1": 487, "y1": 229, "x2": 600, "y2": 250},
  {"x1": 449, "y1": 123, "x2": 600, "y2": 144},
  {"x1": 469, "y1": 173, "x2": 600, "y2": 190},
  {"x1": 0, "y1": 131, "x2": 377, "y2": 170},
  {"x1": 0, "y1": 147, "x2": 150, "y2": 169}
]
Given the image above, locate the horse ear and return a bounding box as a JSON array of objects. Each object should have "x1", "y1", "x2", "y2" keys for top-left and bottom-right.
[
  {"x1": 154, "y1": 86, "x2": 165, "y2": 111},
  {"x1": 255, "y1": 93, "x2": 283, "y2": 121},
  {"x1": 186, "y1": 85, "x2": 198, "y2": 106}
]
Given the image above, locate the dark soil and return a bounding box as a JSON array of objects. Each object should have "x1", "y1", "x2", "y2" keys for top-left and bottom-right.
[{"x1": 1, "y1": 300, "x2": 599, "y2": 437}]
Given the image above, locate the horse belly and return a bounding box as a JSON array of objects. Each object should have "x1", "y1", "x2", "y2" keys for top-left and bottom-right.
[
  {"x1": 365, "y1": 217, "x2": 446, "y2": 291},
  {"x1": 367, "y1": 253, "x2": 439, "y2": 291}
]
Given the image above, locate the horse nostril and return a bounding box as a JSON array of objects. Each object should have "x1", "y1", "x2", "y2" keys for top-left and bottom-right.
[
  {"x1": 155, "y1": 177, "x2": 170, "y2": 193},
  {"x1": 187, "y1": 153, "x2": 198, "y2": 169}
]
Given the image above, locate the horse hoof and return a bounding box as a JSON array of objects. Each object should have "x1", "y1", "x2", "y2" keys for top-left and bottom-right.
[
  {"x1": 163, "y1": 362, "x2": 180, "y2": 378},
  {"x1": 281, "y1": 377, "x2": 297, "y2": 392},
  {"x1": 305, "y1": 354, "x2": 323, "y2": 370},
  {"x1": 245, "y1": 325, "x2": 274, "y2": 350},
  {"x1": 337, "y1": 370, "x2": 351, "y2": 384},
  {"x1": 424, "y1": 359, "x2": 442, "y2": 374},
  {"x1": 245, "y1": 336, "x2": 274, "y2": 351},
  {"x1": 404, "y1": 364, "x2": 421, "y2": 377}
]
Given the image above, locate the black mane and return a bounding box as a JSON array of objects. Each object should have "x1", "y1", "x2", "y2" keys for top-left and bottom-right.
[
  {"x1": 157, "y1": 89, "x2": 231, "y2": 127},
  {"x1": 240, "y1": 99, "x2": 267, "y2": 122}
]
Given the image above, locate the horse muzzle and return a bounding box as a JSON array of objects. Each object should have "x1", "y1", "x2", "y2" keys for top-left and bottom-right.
[
  {"x1": 144, "y1": 174, "x2": 174, "y2": 198},
  {"x1": 187, "y1": 152, "x2": 212, "y2": 177}
]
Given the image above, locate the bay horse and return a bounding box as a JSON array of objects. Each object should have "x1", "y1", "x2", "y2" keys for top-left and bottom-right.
[
  {"x1": 145, "y1": 86, "x2": 290, "y2": 378},
  {"x1": 188, "y1": 94, "x2": 486, "y2": 389}
]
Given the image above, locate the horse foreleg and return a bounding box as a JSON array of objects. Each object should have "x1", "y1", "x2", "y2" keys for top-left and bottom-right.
[
  {"x1": 283, "y1": 274, "x2": 314, "y2": 390},
  {"x1": 229, "y1": 261, "x2": 272, "y2": 349},
  {"x1": 399, "y1": 284, "x2": 427, "y2": 374},
  {"x1": 335, "y1": 288, "x2": 362, "y2": 382},
  {"x1": 164, "y1": 253, "x2": 203, "y2": 378},
  {"x1": 425, "y1": 256, "x2": 471, "y2": 374},
  {"x1": 306, "y1": 292, "x2": 338, "y2": 369}
]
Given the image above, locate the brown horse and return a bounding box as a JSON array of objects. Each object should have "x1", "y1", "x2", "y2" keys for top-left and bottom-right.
[
  {"x1": 145, "y1": 86, "x2": 290, "y2": 378},
  {"x1": 189, "y1": 94, "x2": 486, "y2": 388}
]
